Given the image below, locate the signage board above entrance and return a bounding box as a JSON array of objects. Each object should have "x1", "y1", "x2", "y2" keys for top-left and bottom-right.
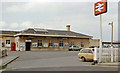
[{"x1": 26, "y1": 40, "x2": 31, "y2": 42}]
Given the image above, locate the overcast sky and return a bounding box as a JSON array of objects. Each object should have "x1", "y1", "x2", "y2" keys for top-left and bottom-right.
[{"x1": 0, "y1": 0, "x2": 119, "y2": 41}]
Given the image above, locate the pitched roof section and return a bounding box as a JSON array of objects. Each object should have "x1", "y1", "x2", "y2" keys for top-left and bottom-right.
[
  {"x1": 19, "y1": 28, "x2": 93, "y2": 38},
  {"x1": 47, "y1": 29, "x2": 89, "y2": 37},
  {"x1": 0, "y1": 28, "x2": 93, "y2": 38}
]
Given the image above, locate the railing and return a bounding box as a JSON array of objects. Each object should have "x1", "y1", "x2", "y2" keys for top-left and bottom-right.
[{"x1": 94, "y1": 48, "x2": 120, "y2": 63}]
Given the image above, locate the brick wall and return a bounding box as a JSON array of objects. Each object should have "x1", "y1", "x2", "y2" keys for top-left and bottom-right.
[
  {"x1": 18, "y1": 36, "x2": 90, "y2": 51},
  {"x1": 1, "y1": 36, "x2": 90, "y2": 51},
  {"x1": 2, "y1": 36, "x2": 15, "y2": 50}
]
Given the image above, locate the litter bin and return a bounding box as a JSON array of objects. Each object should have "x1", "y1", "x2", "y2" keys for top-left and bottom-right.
[{"x1": 2, "y1": 49, "x2": 7, "y2": 57}]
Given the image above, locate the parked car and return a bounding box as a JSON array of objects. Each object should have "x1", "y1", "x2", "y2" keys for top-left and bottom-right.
[
  {"x1": 68, "y1": 45, "x2": 82, "y2": 51},
  {"x1": 78, "y1": 48, "x2": 94, "y2": 62}
]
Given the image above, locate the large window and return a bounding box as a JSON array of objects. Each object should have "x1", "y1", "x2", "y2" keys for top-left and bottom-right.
[
  {"x1": 81, "y1": 42, "x2": 84, "y2": 47},
  {"x1": 49, "y1": 40, "x2": 53, "y2": 47},
  {"x1": 59, "y1": 41, "x2": 63, "y2": 47},
  {"x1": 38, "y1": 40, "x2": 42, "y2": 47}
]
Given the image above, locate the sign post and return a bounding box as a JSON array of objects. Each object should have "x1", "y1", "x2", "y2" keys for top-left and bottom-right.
[
  {"x1": 94, "y1": 0, "x2": 107, "y2": 63},
  {"x1": 99, "y1": 14, "x2": 102, "y2": 63}
]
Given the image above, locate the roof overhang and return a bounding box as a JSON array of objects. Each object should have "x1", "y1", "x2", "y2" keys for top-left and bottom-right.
[{"x1": 14, "y1": 33, "x2": 93, "y2": 39}]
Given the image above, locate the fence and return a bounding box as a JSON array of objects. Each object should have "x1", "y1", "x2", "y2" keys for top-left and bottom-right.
[{"x1": 95, "y1": 48, "x2": 120, "y2": 63}]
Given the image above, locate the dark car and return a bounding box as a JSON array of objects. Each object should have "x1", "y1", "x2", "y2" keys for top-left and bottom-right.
[{"x1": 68, "y1": 46, "x2": 82, "y2": 51}]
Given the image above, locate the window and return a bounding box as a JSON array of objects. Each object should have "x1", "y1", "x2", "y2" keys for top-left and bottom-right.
[
  {"x1": 59, "y1": 41, "x2": 63, "y2": 47},
  {"x1": 54, "y1": 43, "x2": 58, "y2": 47},
  {"x1": 81, "y1": 50, "x2": 87, "y2": 53},
  {"x1": 2, "y1": 42, "x2": 4, "y2": 47},
  {"x1": 20, "y1": 42, "x2": 25, "y2": 47},
  {"x1": 65, "y1": 43, "x2": 68, "y2": 47},
  {"x1": 44, "y1": 43, "x2": 48, "y2": 47},
  {"x1": 88, "y1": 50, "x2": 93, "y2": 53},
  {"x1": 32, "y1": 43, "x2": 37, "y2": 47},
  {"x1": 81, "y1": 42, "x2": 84, "y2": 47},
  {"x1": 71, "y1": 41, "x2": 74, "y2": 46},
  {"x1": 49, "y1": 40, "x2": 53, "y2": 47},
  {"x1": 81, "y1": 49, "x2": 93, "y2": 53},
  {"x1": 6, "y1": 40, "x2": 10, "y2": 44},
  {"x1": 38, "y1": 40, "x2": 42, "y2": 47},
  {"x1": 6, "y1": 40, "x2": 10, "y2": 47}
]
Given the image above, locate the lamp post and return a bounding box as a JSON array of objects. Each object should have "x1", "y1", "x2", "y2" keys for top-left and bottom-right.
[
  {"x1": 108, "y1": 22, "x2": 113, "y2": 47},
  {"x1": 108, "y1": 21, "x2": 113, "y2": 62}
]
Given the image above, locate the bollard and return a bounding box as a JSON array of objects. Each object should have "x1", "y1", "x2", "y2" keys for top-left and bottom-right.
[
  {"x1": 94, "y1": 47, "x2": 98, "y2": 64},
  {"x1": 111, "y1": 46, "x2": 113, "y2": 62}
]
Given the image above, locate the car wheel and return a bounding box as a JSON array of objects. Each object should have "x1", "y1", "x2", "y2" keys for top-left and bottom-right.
[{"x1": 81, "y1": 57, "x2": 86, "y2": 62}]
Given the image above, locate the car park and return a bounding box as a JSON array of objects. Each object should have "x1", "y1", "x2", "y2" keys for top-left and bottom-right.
[
  {"x1": 78, "y1": 48, "x2": 94, "y2": 62},
  {"x1": 68, "y1": 45, "x2": 82, "y2": 51}
]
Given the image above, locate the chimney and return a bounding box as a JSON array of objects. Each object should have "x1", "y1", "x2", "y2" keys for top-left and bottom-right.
[{"x1": 66, "y1": 24, "x2": 70, "y2": 31}]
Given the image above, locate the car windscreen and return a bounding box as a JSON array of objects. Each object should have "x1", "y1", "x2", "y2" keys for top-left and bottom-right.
[
  {"x1": 81, "y1": 50, "x2": 87, "y2": 53},
  {"x1": 81, "y1": 49, "x2": 93, "y2": 53}
]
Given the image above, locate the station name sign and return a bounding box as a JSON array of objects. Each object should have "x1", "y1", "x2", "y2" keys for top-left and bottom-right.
[{"x1": 94, "y1": 0, "x2": 107, "y2": 16}]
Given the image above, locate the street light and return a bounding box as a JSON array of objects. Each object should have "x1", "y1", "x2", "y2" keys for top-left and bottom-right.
[
  {"x1": 108, "y1": 22, "x2": 113, "y2": 47},
  {"x1": 108, "y1": 21, "x2": 114, "y2": 62}
]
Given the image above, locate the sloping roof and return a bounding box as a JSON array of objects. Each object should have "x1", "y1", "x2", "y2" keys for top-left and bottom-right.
[
  {"x1": 0, "y1": 28, "x2": 93, "y2": 38},
  {"x1": 0, "y1": 30, "x2": 20, "y2": 34},
  {"x1": 19, "y1": 28, "x2": 92, "y2": 38}
]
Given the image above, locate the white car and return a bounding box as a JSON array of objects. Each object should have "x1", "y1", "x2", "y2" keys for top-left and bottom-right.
[{"x1": 68, "y1": 46, "x2": 82, "y2": 51}]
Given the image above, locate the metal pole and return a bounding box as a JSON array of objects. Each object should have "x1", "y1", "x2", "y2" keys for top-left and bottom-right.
[
  {"x1": 111, "y1": 22, "x2": 113, "y2": 46},
  {"x1": 108, "y1": 22, "x2": 114, "y2": 62},
  {"x1": 99, "y1": 15, "x2": 102, "y2": 63},
  {"x1": 111, "y1": 22, "x2": 113, "y2": 62}
]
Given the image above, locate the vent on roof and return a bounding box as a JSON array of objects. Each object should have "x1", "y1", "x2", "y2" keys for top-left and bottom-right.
[{"x1": 33, "y1": 28, "x2": 48, "y2": 32}]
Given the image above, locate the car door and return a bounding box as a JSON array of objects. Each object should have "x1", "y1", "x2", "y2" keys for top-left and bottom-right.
[
  {"x1": 87, "y1": 49, "x2": 94, "y2": 60},
  {"x1": 80, "y1": 50, "x2": 87, "y2": 58}
]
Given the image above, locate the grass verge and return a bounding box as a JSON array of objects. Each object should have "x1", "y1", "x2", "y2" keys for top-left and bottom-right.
[{"x1": 0, "y1": 64, "x2": 8, "y2": 70}]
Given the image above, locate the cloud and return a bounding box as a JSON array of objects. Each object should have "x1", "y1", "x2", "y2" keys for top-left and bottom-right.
[
  {"x1": 0, "y1": 21, "x2": 57, "y2": 30},
  {"x1": 4, "y1": 2, "x2": 93, "y2": 14},
  {"x1": 1, "y1": 2, "x2": 118, "y2": 41},
  {"x1": 0, "y1": 21, "x2": 33, "y2": 30},
  {"x1": 0, "y1": 21, "x2": 7, "y2": 29},
  {"x1": 4, "y1": 2, "x2": 57, "y2": 13}
]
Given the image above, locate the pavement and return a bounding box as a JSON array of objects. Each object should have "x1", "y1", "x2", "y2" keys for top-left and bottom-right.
[
  {"x1": 98, "y1": 62, "x2": 120, "y2": 66},
  {"x1": 3, "y1": 51, "x2": 119, "y2": 71},
  {"x1": 0, "y1": 52, "x2": 19, "y2": 68}
]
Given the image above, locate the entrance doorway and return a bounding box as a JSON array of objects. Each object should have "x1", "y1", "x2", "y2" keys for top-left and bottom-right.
[{"x1": 26, "y1": 42, "x2": 31, "y2": 51}]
